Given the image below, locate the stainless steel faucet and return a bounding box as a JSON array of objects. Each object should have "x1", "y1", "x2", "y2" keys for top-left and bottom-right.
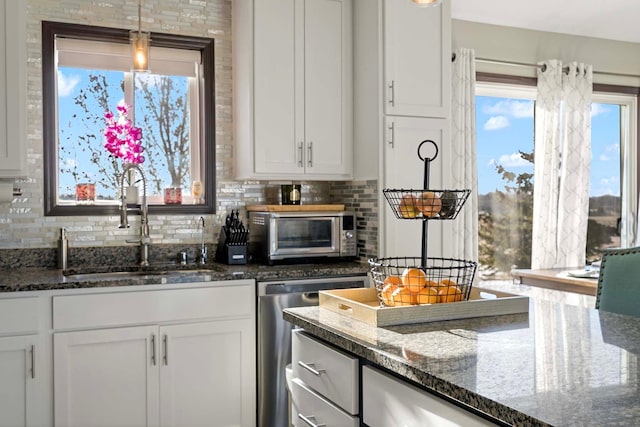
[
  {"x1": 198, "y1": 216, "x2": 208, "y2": 265},
  {"x1": 118, "y1": 163, "x2": 150, "y2": 267}
]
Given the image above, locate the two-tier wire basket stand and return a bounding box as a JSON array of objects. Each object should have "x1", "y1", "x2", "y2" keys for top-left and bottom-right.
[{"x1": 369, "y1": 140, "x2": 478, "y2": 307}]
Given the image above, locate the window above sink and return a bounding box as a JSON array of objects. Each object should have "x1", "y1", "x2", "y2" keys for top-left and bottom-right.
[{"x1": 42, "y1": 21, "x2": 216, "y2": 216}]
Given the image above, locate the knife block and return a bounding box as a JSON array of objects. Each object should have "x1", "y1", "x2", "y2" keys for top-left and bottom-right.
[{"x1": 215, "y1": 228, "x2": 248, "y2": 265}]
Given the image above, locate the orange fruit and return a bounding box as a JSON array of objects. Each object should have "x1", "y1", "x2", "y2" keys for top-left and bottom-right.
[
  {"x1": 416, "y1": 191, "x2": 442, "y2": 218},
  {"x1": 398, "y1": 194, "x2": 419, "y2": 218},
  {"x1": 426, "y1": 279, "x2": 438, "y2": 288},
  {"x1": 439, "y1": 278, "x2": 457, "y2": 287},
  {"x1": 401, "y1": 268, "x2": 427, "y2": 294},
  {"x1": 438, "y1": 285, "x2": 464, "y2": 303},
  {"x1": 417, "y1": 286, "x2": 439, "y2": 304},
  {"x1": 384, "y1": 275, "x2": 403, "y2": 286},
  {"x1": 380, "y1": 278, "x2": 401, "y2": 307},
  {"x1": 392, "y1": 286, "x2": 417, "y2": 306}
]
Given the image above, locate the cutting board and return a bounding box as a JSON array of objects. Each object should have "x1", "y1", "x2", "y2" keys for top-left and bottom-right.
[{"x1": 246, "y1": 204, "x2": 345, "y2": 212}]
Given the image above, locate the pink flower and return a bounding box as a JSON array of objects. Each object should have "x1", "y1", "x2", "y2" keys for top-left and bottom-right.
[{"x1": 103, "y1": 101, "x2": 145, "y2": 165}]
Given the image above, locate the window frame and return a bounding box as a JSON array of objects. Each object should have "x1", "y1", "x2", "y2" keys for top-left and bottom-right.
[{"x1": 42, "y1": 21, "x2": 216, "y2": 216}]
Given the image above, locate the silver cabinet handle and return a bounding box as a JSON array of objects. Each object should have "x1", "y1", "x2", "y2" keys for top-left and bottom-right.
[
  {"x1": 388, "y1": 80, "x2": 395, "y2": 106},
  {"x1": 388, "y1": 122, "x2": 395, "y2": 148},
  {"x1": 307, "y1": 141, "x2": 313, "y2": 167},
  {"x1": 151, "y1": 334, "x2": 156, "y2": 366},
  {"x1": 298, "y1": 141, "x2": 304, "y2": 167},
  {"x1": 298, "y1": 414, "x2": 326, "y2": 427},
  {"x1": 30, "y1": 345, "x2": 35, "y2": 379},
  {"x1": 297, "y1": 360, "x2": 325, "y2": 376},
  {"x1": 163, "y1": 334, "x2": 168, "y2": 365}
]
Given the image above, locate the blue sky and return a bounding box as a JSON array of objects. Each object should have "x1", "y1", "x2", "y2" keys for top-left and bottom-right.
[
  {"x1": 476, "y1": 96, "x2": 621, "y2": 197},
  {"x1": 57, "y1": 68, "x2": 188, "y2": 199}
]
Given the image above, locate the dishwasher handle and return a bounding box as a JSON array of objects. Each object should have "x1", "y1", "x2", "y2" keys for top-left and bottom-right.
[{"x1": 258, "y1": 276, "x2": 366, "y2": 296}]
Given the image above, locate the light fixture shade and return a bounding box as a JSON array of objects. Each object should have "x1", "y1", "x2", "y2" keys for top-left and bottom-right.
[
  {"x1": 411, "y1": 0, "x2": 442, "y2": 7},
  {"x1": 130, "y1": 30, "x2": 151, "y2": 72}
]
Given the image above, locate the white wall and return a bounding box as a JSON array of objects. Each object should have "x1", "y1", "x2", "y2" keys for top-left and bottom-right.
[{"x1": 453, "y1": 19, "x2": 640, "y2": 86}]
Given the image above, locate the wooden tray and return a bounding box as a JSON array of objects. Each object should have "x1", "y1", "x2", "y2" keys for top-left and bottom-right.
[
  {"x1": 246, "y1": 204, "x2": 345, "y2": 212},
  {"x1": 319, "y1": 287, "x2": 529, "y2": 327}
]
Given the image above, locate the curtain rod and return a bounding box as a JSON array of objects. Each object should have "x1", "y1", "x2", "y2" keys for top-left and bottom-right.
[{"x1": 452, "y1": 53, "x2": 640, "y2": 79}]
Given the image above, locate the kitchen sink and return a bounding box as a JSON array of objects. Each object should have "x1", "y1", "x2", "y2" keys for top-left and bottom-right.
[{"x1": 63, "y1": 269, "x2": 219, "y2": 282}]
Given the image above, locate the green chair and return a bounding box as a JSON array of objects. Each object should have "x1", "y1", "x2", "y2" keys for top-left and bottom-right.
[{"x1": 595, "y1": 247, "x2": 640, "y2": 318}]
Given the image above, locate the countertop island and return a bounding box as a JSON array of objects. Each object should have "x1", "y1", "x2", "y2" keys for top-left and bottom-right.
[{"x1": 284, "y1": 298, "x2": 640, "y2": 426}]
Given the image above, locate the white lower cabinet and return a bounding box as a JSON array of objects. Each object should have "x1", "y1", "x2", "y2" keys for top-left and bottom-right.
[
  {"x1": 54, "y1": 326, "x2": 159, "y2": 427},
  {"x1": 291, "y1": 330, "x2": 359, "y2": 427},
  {"x1": 362, "y1": 365, "x2": 496, "y2": 427},
  {"x1": 0, "y1": 335, "x2": 42, "y2": 427},
  {"x1": 52, "y1": 280, "x2": 256, "y2": 427},
  {"x1": 0, "y1": 296, "x2": 43, "y2": 427},
  {"x1": 291, "y1": 378, "x2": 358, "y2": 427},
  {"x1": 158, "y1": 319, "x2": 255, "y2": 427}
]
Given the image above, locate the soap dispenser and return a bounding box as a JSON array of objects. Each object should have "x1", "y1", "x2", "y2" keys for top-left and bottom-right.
[{"x1": 58, "y1": 228, "x2": 68, "y2": 270}]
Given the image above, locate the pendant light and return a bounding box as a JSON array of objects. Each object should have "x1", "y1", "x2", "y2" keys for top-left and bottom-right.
[
  {"x1": 411, "y1": 0, "x2": 442, "y2": 7},
  {"x1": 130, "y1": 0, "x2": 150, "y2": 72}
]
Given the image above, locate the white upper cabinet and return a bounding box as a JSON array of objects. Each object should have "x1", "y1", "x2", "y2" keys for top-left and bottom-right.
[
  {"x1": 234, "y1": 0, "x2": 353, "y2": 180},
  {"x1": 384, "y1": 0, "x2": 451, "y2": 118},
  {"x1": 0, "y1": 0, "x2": 26, "y2": 177}
]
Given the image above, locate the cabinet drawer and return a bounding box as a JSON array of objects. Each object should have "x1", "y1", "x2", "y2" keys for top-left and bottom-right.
[
  {"x1": 362, "y1": 365, "x2": 496, "y2": 427},
  {"x1": 53, "y1": 281, "x2": 254, "y2": 330},
  {"x1": 0, "y1": 297, "x2": 39, "y2": 335},
  {"x1": 292, "y1": 330, "x2": 358, "y2": 415},
  {"x1": 291, "y1": 378, "x2": 358, "y2": 427}
]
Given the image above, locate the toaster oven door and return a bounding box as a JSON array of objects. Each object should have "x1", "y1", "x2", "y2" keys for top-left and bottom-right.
[{"x1": 270, "y1": 215, "x2": 340, "y2": 259}]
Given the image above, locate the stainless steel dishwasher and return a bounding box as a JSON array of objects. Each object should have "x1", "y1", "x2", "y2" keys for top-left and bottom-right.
[{"x1": 257, "y1": 275, "x2": 368, "y2": 427}]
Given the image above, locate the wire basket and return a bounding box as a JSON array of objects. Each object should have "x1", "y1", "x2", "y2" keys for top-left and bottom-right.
[
  {"x1": 383, "y1": 189, "x2": 471, "y2": 220},
  {"x1": 369, "y1": 257, "x2": 478, "y2": 307}
]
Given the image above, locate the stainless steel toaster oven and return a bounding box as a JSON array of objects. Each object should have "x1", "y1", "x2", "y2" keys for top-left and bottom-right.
[{"x1": 249, "y1": 211, "x2": 357, "y2": 263}]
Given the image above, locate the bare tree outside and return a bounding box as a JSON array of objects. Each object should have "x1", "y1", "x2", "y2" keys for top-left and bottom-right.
[{"x1": 58, "y1": 70, "x2": 191, "y2": 200}]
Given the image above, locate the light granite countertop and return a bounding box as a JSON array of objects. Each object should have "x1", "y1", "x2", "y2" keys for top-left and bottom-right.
[
  {"x1": 0, "y1": 261, "x2": 369, "y2": 292},
  {"x1": 283, "y1": 299, "x2": 640, "y2": 426}
]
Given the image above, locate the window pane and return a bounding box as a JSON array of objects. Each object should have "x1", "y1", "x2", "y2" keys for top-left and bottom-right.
[
  {"x1": 58, "y1": 68, "x2": 126, "y2": 203},
  {"x1": 476, "y1": 95, "x2": 535, "y2": 278},
  {"x1": 133, "y1": 73, "x2": 192, "y2": 199},
  {"x1": 587, "y1": 102, "x2": 621, "y2": 261}
]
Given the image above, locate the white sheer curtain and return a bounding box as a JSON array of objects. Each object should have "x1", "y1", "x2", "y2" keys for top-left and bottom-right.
[
  {"x1": 532, "y1": 60, "x2": 593, "y2": 269},
  {"x1": 450, "y1": 48, "x2": 478, "y2": 261}
]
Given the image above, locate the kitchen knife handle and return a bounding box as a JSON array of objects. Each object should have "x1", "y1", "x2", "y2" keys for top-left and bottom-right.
[{"x1": 298, "y1": 141, "x2": 304, "y2": 167}]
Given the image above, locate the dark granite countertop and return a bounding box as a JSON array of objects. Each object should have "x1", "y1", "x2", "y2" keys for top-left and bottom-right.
[
  {"x1": 0, "y1": 261, "x2": 369, "y2": 292},
  {"x1": 284, "y1": 300, "x2": 640, "y2": 426}
]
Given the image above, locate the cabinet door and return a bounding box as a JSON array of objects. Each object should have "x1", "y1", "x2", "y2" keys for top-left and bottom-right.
[
  {"x1": 0, "y1": 0, "x2": 26, "y2": 177},
  {"x1": 54, "y1": 326, "x2": 160, "y2": 427},
  {"x1": 159, "y1": 319, "x2": 256, "y2": 427},
  {"x1": 384, "y1": 0, "x2": 451, "y2": 118},
  {"x1": 0, "y1": 336, "x2": 40, "y2": 427},
  {"x1": 363, "y1": 366, "x2": 496, "y2": 427},
  {"x1": 382, "y1": 116, "x2": 449, "y2": 258},
  {"x1": 303, "y1": 0, "x2": 352, "y2": 177},
  {"x1": 253, "y1": 0, "x2": 302, "y2": 176}
]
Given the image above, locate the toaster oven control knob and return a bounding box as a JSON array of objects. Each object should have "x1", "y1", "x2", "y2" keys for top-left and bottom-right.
[{"x1": 345, "y1": 231, "x2": 354, "y2": 239}]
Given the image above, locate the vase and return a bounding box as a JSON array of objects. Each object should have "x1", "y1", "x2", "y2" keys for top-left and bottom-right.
[
  {"x1": 75, "y1": 183, "x2": 95, "y2": 204},
  {"x1": 164, "y1": 187, "x2": 182, "y2": 205}
]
